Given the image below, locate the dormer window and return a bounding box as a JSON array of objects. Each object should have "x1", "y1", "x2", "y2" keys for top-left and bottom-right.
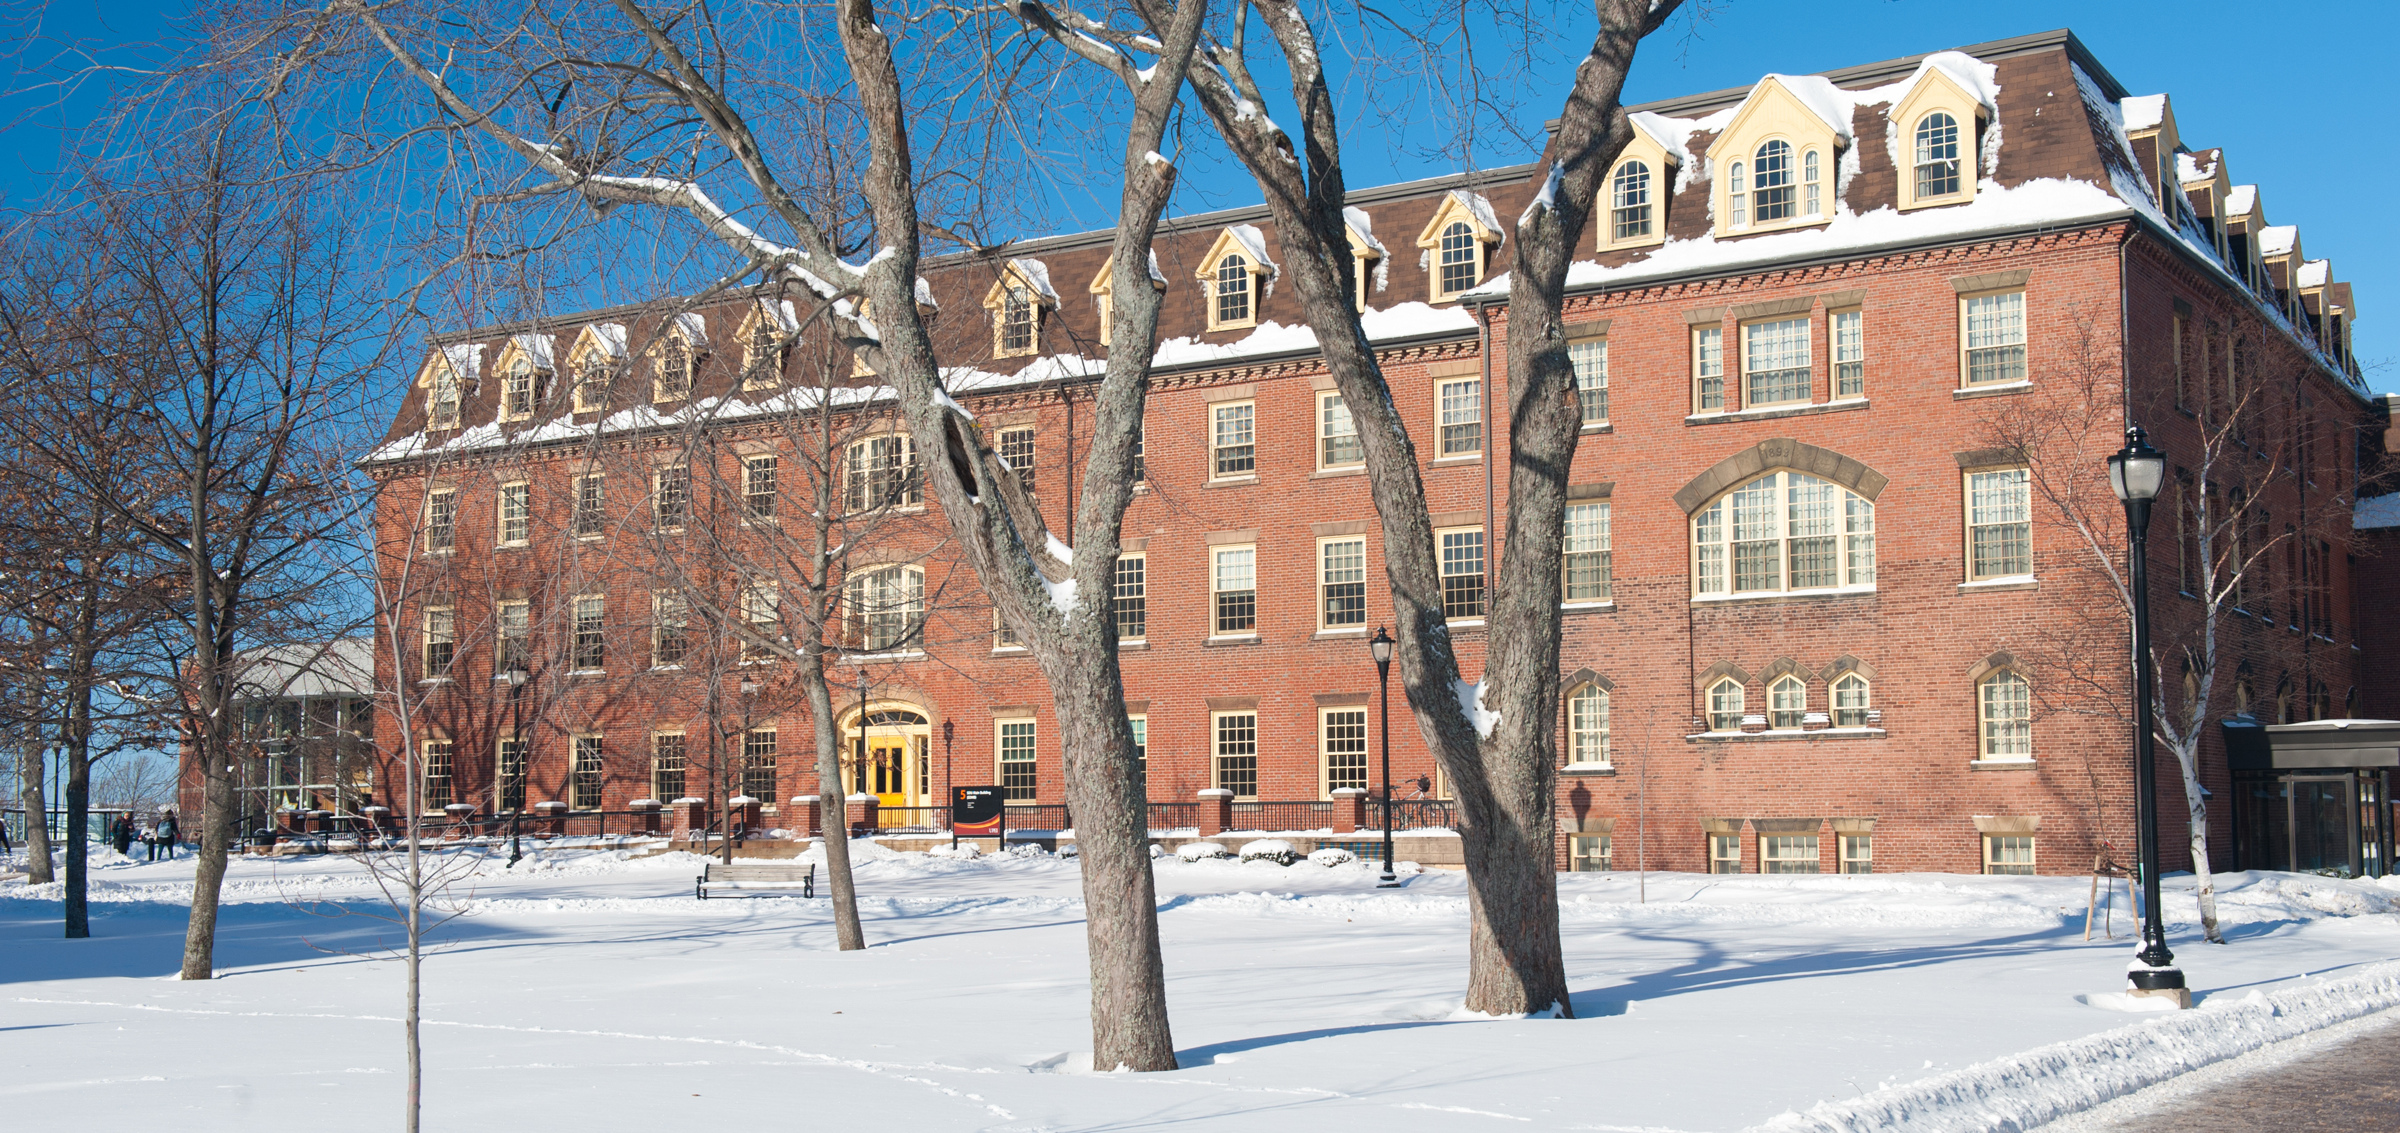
[
  {"x1": 981, "y1": 259, "x2": 1057, "y2": 357},
  {"x1": 1751, "y1": 141, "x2": 1794, "y2": 223},
  {"x1": 655, "y1": 336, "x2": 691, "y2": 401},
  {"x1": 429, "y1": 370, "x2": 461, "y2": 430},
  {"x1": 572, "y1": 354, "x2": 611, "y2": 412},
  {"x1": 562, "y1": 325, "x2": 625, "y2": 414},
  {"x1": 1914, "y1": 112, "x2": 1961, "y2": 198},
  {"x1": 1195, "y1": 229, "x2": 1273, "y2": 331},
  {"x1": 1002, "y1": 287, "x2": 1037, "y2": 352},
  {"x1": 1437, "y1": 223, "x2": 1478, "y2": 294},
  {"x1": 1414, "y1": 192, "x2": 1501, "y2": 303},
  {"x1": 1610, "y1": 161, "x2": 1652, "y2": 242},
  {"x1": 500, "y1": 359, "x2": 536, "y2": 420},
  {"x1": 744, "y1": 316, "x2": 780, "y2": 389}
]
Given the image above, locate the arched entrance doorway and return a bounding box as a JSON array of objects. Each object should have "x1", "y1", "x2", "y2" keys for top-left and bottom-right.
[{"x1": 840, "y1": 704, "x2": 932, "y2": 827}]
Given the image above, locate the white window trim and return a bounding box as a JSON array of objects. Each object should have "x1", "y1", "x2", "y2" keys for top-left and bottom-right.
[
  {"x1": 1738, "y1": 314, "x2": 1814, "y2": 410},
  {"x1": 1210, "y1": 400, "x2": 1258, "y2": 481},
  {"x1": 1209, "y1": 545, "x2": 1259, "y2": 639},
  {"x1": 1435, "y1": 377, "x2": 1483, "y2": 458},
  {"x1": 1317, "y1": 535, "x2": 1369, "y2": 632},
  {"x1": 1963, "y1": 466, "x2": 2035, "y2": 583},
  {"x1": 1319, "y1": 705, "x2": 1370, "y2": 800},
  {"x1": 497, "y1": 481, "x2": 531, "y2": 547},
  {"x1": 1568, "y1": 335, "x2": 1610, "y2": 429},
  {"x1": 1112, "y1": 552, "x2": 1147, "y2": 643},
  {"x1": 1210, "y1": 709, "x2": 1261, "y2": 800},
  {"x1": 1957, "y1": 288, "x2": 2029, "y2": 389},
  {"x1": 1690, "y1": 470, "x2": 1876, "y2": 599},
  {"x1": 1316, "y1": 390, "x2": 1363, "y2": 470}
]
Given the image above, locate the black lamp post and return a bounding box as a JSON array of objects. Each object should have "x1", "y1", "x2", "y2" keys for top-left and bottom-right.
[
  {"x1": 1370, "y1": 627, "x2": 1398, "y2": 887},
  {"x1": 943, "y1": 718, "x2": 956, "y2": 851},
  {"x1": 504, "y1": 662, "x2": 528, "y2": 867},
  {"x1": 2108, "y1": 424, "x2": 2184, "y2": 1002}
]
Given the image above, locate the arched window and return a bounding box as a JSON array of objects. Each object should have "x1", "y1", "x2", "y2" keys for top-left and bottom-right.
[
  {"x1": 1567, "y1": 684, "x2": 1611, "y2": 765},
  {"x1": 1914, "y1": 112, "x2": 1961, "y2": 198},
  {"x1": 1768, "y1": 675, "x2": 1806, "y2": 730},
  {"x1": 429, "y1": 369, "x2": 461, "y2": 430},
  {"x1": 1001, "y1": 286, "x2": 1038, "y2": 354},
  {"x1": 572, "y1": 354, "x2": 612, "y2": 412},
  {"x1": 1692, "y1": 471, "x2": 1875, "y2": 595},
  {"x1": 1214, "y1": 255, "x2": 1252, "y2": 327},
  {"x1": 1751, "y1": 140, "x2": 1794, "y2": 223},
  {"x1": 743, "y1": 310, "x2": 782, "y2": 388},
  {"x1": 2235, "y1": 679, "x2": 2253, "y2": 716},
  {"x1": 503, "y1": 357, "x2": 538, "y2": 419},
  {"x1": 1438, "y1": 221, "x2": 1480, "y2": 295},
  {"x1": 654, "y1": 336, "x2": 691, "y2": 401},
  {"x1": 846, "y1": 565, "x2": 926, "y2": 653},
  {"x1": 1978, "y1": 670, "x2": 2032, "y2": 760},
  {"x1": 1801, "y1": 148, "x2": 1822, "y2": 216},
  {"x1": 1707, "y1": 677, "x2": 1745, "y2": 732},
  {"x1": 1832, "y1": 673, "x2": 1871, "y2": 727},
  {"x1": 845, "y1": 434, "x2": 920, "y2": 511},
  {"x1": 1610, "y1": 161, "x2": 1652, "y2": 241},
  {"x1": 1727, "y1": 159, "x2": 1747, "y2": 227}
]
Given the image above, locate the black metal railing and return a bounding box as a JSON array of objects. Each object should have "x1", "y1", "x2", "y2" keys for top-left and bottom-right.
[
  {"x1": 1146, "y1": 802, "x2": 1197, "y2": 830},
  {"x1": 1228, "y1": 800, "x2": 1333, "y2": 831}
]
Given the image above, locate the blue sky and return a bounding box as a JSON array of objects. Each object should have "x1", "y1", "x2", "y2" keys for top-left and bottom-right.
[{"x1": 4, "y1": 1, "x2": 2389, "y2": 391}]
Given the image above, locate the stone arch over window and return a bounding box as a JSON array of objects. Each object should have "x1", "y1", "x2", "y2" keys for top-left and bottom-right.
[
  {"x1": 1819, "y1": 654, "x2": 1878, "y2": 683},
  {"x1": 1675, "y1": 438, "x2": 1889, "y2": 515},
  {"x1": 1688, "y1": 465, "x2": 1878, "y2": 596},
  {"x1": 1964, "y1": 650, "x2": 2021, "y2": 685}
]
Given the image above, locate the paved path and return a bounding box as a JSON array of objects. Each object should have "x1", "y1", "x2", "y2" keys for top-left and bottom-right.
[{"x1": 2088, "y1": 1013, "x2": 2400, "y2": 1132}]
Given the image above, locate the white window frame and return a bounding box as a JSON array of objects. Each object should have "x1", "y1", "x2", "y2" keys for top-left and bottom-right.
[
  {"x1": 1317, "y1": 391, "x2": 1362, "y2": 470},
  {"x1": 998, "y1": 427, "x2": 1036, "y2": 494},
  {"x1": 652, "y1": 465, "x2": 689, "y2": 530},
  {"x1": 1563, "y1": 501, "x2": 1612, "y2": 605},
  {"x1": 424, "y1": 488, "x2": 457, "y2": 553},
  {"x1": 571, "y1": 734, "x2": 604, "y2": 810},
  {"x1": 744, "y1": 454, "x2": 779, "y2": 522},
  {"x1": 571, "y1": 595, "x2": 606, "y2": 672},
  {"x1": 1208, "y1": 253, "x2": 1256, "y2": 331},
  {"x1": 421, "y1": 605, "x2": 456, "y2": 676},
  {"x1": 1437, "y1": 526, "x2": 1486, "y2": 622},
  {"x1": 1212, "y1": 710, "x2": 1260, "y2": 800},
  {"x1": 652, "y1": 590, "x2": 689, "y2": 668},
  {"x1": 1211, "y1": 401, "x2": 1257, "y2": 480},
  {"x1": 1706, "y1": 678, "x2": 1745, "y2": 733},
  {"x1": 1691, "y1": 471, "x2": 1876, "y2": 597},
  {"x1": 1436, "y1": 377, "x2": 1482, "y2": 457},
  {"x1": 1983, "y1": 834, "x2": 2036, "y2": 876},
  {"x1": 571, "y1": 473, "x2": 605, "y2": 539},
  {"x1": 1570, "y1": 833, "x2": 1613, "y2": 873},
  {"x1": 497, "y1": 736, "x2": 528, "y2": 811},
  {"x1": 1566, "y1": 683, "x2": 1610, "y2": 766},
  {"x1": 1839, "y1": 832, "x2": 1872, "y2": 874},
  {"x1": 1128, "y1": 714, "x2": 1148, "y2": 787},
  {"x1": 571, "y1": 354, "x2": 612, "y2": 412},
  {"x1": 1979, "y1": 670, "x2": 2033, "y2": 761},
  {"x1": 1767, "y1": 675, "x2": 1807, "y2": 730},
  {"x1": 1318, "y1": 536, "x2": 1368, "y2": 631},
  {"x1": 1112, "y1": 553, "x2": 1146, "y2": 642},
  {"x1": 1761, "y1": 834, "x2": 1820, "y2": 874},
  {"x1": 998, "y1": 720, "x2": 1038, "y2": 801},
  {"x1": 845, "y1": 566, "x2": 922, "y2": 655},
  {"x1": 1965, "y1": 468, "x2": 2034, "y2": 582},
  {"x1": 1912, "y1": 111, "x2": 1965, "y2": 203},
  {"x1": 1960, "y1": 289, "x2": 2028, "y2": 387},
  {"x1": 500, "y1": 359, "x2": 538, "y2": 421},
  {"x1": 1692, "y1": 325, "x2": 1725, "y2": 414},
  {"x1": 846, "y1": 434, "x2": 921, "y2": 511},
  {"x1": 996, "y1": 285, "x2": 1040, "y2": 357},
  {"x1": 1709, "y1": 833, "x2": 1742, "y2": 875},
  {"x1": 1831, "y1": 673, "x2": 1871, "y2": 728},
  {"x1": 1320, "y1": 707, "x2": 1368, "y2": 798},
  {"x1": 1569, "y1": 337, "x2": 1609, "y2": 427},
  {"x1": 1606, "y1": 159, "x2": 1653, "y2": 246},
  {"x1": 1831, "y1": 308, "x2": 1864, "y2": 399},
  {"x1": 497, "y1": 600, "x2": 530, "y2": 672},
  {"x1": 428, "y1": 371, "x2": 461, "y2": 431},
  {"x1": 652, "y1": 335, "x2": 693, "y2": 403},
  {"x1": 420, "y1": 738, "x2": 455, "y2": 813},
  {"x1": 497, "y1": 481, "x2": 530, "y2": 547},
  {"x1": 1432, "y1": 221, "x2": 1482, "y2": 301},
  {"x1": 651, "y1": 731, "x2": 687, "y2": 802},
  {"x1": 742, "y1": 307, "x2": 785, "y2": 390},
  {"x1": 1741, "y1": 316, "x2": 1812, "y2": 408},
  {"x1": 741, "y1": 727, "x2": 778, "y2": 802},
  {"x1": 1211, "y1": 545, "x2": 1258, "y2": 638}
]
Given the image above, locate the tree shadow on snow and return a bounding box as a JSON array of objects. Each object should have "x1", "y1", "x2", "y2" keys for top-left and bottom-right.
[
  {"x1": 0, "y1": 893, "x2": 518, "y2": 985},
  {"x1": 1175, "y1": 1019, "x2": 1464, "y2": 1065},
  {"x1": 1569, "y1": 924, "x2": 2090, "y2": 1008}
]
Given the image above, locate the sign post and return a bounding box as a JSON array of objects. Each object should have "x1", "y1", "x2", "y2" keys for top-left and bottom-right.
[{"x1": 952, "y1": 785, "x2": 1004, "y2": 852}]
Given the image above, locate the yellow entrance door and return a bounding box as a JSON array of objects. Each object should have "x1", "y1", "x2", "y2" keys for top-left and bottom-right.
[{"x1": 870, "y1": 739, "x2": 911, "y2": 826}]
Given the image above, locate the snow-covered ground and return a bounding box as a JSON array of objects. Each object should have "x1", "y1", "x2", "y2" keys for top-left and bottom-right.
[{"x1": 4, "y1": 844, "x2": 2396, "y2": 1131}]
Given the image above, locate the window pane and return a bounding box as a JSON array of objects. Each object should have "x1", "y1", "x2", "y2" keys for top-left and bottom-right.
[
  {"x1": 1762, "y1": 834, "x2": 1819, "y2": 874},
  {"x1": 1213, "y1": 403, "x2": 1256, "y2": 476},
  {"x1": 1214, "y1": 548, "x2": 1256, "y2": 634},
  {"x1": 1113, "y1": 555, "x2": 1147, "y2": 640},
  {"x1": 1743, "y1": 317, "x2": 1811, "y2": 405},
  {"x1": 1730, "y1": 478, "x2": 1780, "y2": 591},
  {"x1": 1215, "y1": 255, "x2": 1251, "y2": 324},
  {"x1": 1695, "y1": 327, "x2": 1725, "y2": 411},
  {"x1": 1439, "y1": 222, "x2": 1479, "y2": 294},
  {"x1": 500, "y1": 483, "x2": 530, "y2": 544},
  {"x1": 1840, "y1": 833, "x2": 1873, "y2": 874},
  {"x1": 999, "y1": 429, "x2": 1036, "y2": 492},
  {"x1": 1694, "y1": 501, "x2": 1726, "y2": 594},
  {"x1": 1985, "y1": 834, "x2": 2035, "y2": 875},
  {"x1": 1832, "y1": 310, "x2": 1864, "y2": 397},
  {"x1": 1981, "y1": 671, "x2": 2032, "y2": 759},
  {"x1": 1833, "y1": 674, "x2": 1871, "y2": 727},
  {"x1": 1769, "y1": 677, "x2": 1806, "y2": 730},
  {"x1": 1751, "y1": 141, "x2": 1793, "y2": 222},
  {"x1": 1000, "y1": 721, "x2": 1037, "y2": 800},
  {"x1": 742, "y1": 730, "x2": 777, "y2": 801},
  {"x1": 1708, "y1": 680, "x2": 1744, "y2": 732},
  {"x1": 1440, "y1": 529, "x2": 1485, "y2": 619},
  {"x1": 573, "y1": 597, "x2": 605, "y2": 669},
  {"x1": 1786, "y1": 475, "x2": 1839, "y2": 589},
  {"x1": 1324, "y1": 710, "x2": 1368, "y2": 792},
  {"x1": 1564, "y1": 502, "x2": 1613, "y2": 602},
  {"x1": 1710, "y1": 833, "x2": 1741, "y2": 874},
  {"x1": 1969, "y1": 469, "x2": 2032, "y2": 578},
  {"x1": 1611, "y1": 161, "x2": 1651, "y2": 241},
  {"x1": 1915, "y1": 113, "x2": 1961, "y2": 197},
  {"x1": 1321, "y1": 539, "x2": 1366, "y2": 626},
  {"x1": 1439, "y1": 380, "x2": 1482, "y2": 455},
  {"x1": 652, "y1": 734, "x2": 686, "y2": 802},
  {"x1": 1215, "y1": 714, "x2": 1258, "y2": 798},
  {"x1": 1569, "y1": 339, "x2": 1609, "y2": 424},
  {"x1": 1964, "y1": 292, "x2": 2027, "y2": 385},
  {"x1": 572, "y1": 736, "x2": 604, "y2": 810},
  {"x1": 1319, "y1": 394, "x2": 1361, "y2": 466},
  {"x1": 1568, "y1": 685, "x2": 1610, "y2": 764},
  {"x1": 1571, "y1": 834, "x2": 1613, "y2": 872}
]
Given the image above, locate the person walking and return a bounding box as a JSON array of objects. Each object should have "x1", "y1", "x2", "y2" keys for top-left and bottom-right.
[
  {"x1": 156, "y1": 811, "x2": 179, "y2": 861},
  {"x1": 111, "y1": 813, "x2": 135, "y2": 857}
]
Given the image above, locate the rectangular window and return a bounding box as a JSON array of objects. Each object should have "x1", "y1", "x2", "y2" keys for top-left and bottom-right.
[
  {"x1": 1742, "y1": 317, "x2": 1811, "y2": 406},
  {"x1": 654, "y1": 340, "x2": 691, "y2": 401},
  {"x1": 846, "y1": 436, "x2": 919, "y2": 510},
  {"x1": 2171, "y1": 312, "x2": 2188, "y2": 409},
  {"x1": 1318, "y1": 392, "x2": 1362, "y2": 468},
  {"x1": 1437, "y1": 378, "x2": 1482, "y2": 456},
  {"x1": 422, "y1": 606, "x2": 455, "y2": 675},
  {"x1": 1563, "y1": 502, "x2": 1612, "y2": 602},
  {"x1": 1212, "y1": 546, "x2": 1257, "y2": 635},
  {"x1": 1322, "y1": 708, "x2": 1368, "y2": 795},
  {"x1": 572, "y1": 735, "x2": 603, "y2": 810},
  {"x1": 1214, "y1": 712, "x2": 1258, "y2": 800},
  {"x1": 652, "y1": 732, "x2": 686, "y2": 802},
  {"x1": 653, "y1": 465, "x2": 689, "y2": 529},
  {"x1": 745, "y1": 455, "x2": 779, "y2": 520},
  {"x1": 421, "y1": 739, "x2": 454, "y2": 812},
  {"x1": 1439, "y1": 528, "x2": 1486, "y2": 620},
  {"x1": 994, "y1": 609, "x2": 1022, "y2": 650},
  {"x1": 742, "y1": 728, "x2": 777, "y2": 802},
  {"x1": 497, "y1": 600, "x2": 530, "y2": 672},
  {"x1": 1113, "y1": 554, "x2": 1147, "y2": 641},
  {"x1": 425, "y1": 489, "x2": 457, "y2": 552},
  {"x1": 572, "y1": 474, "x2": 605, "y2": 538},
  {"x1": 999, "y1": 720, "x2": 1037, "y2": 801},
  {"x1": 1570, "y1": 833, "x2": 1613, "y2": 872},
  {"x1": 1709, "y1": 833, "x2": 1742, "y2": 875},
  {"x1": 1131, "y1": 422, "x2": 1145, "y2": 483},
  {"x1": 652, "y1": 591, "x2": 688, "y2": 667},
  {"x1": 1319, "y1": 537, "x2": 1367, "y2": 628},
  {"x1": 429, "y1": 375, "x2": 461, "y2": 430},
  {"x1": 572, "y1": 595, "x2": 605, "y2": 670},
  {"x1": 1693, "y1": 326, "x2": 1725, "y2": 412},
  {"x1": 498, "y1": 482, "x2": 530, "y2": 546},
  {"x1": 999, "y1": 427, "x2": 1036, "y2": 493},
  {"x1": 1967, "y1": 469, "x2": 2033, "y2": 580},
  {"x1": 1761, "y1": 834, "x2": 1820, "y2": 874},
  {"x1": 1839, "y1": 833, "x2": 1872, "y2": 875},
  {"x1": 1983, "y1": 834, "x2": 2035, "y2": 876},
  {"x1": 744, "y1": 583, "x2": 780, "y2": 660},
  {"x1": 1569, "y1": 338, "x2": 1609, "y2": 426},
  {"x1": 1128, "y1": 715, "x2": 1148, "y2": 788},
  {"x1": 497, "y1": 738, "x2": 527, "y2": 811},
  {"x1": 1962, "y1": 291, "x2": 2028, "y2": 386},
  {"x1": 503, "y1": 365, "x2": 537, "y2": 419},
  {"x1": 574, "y1": 359, "x2": 612, "y2": 410},
  {"x1": 1212, "y1": 402, "x2": 1257, "y2": 478},
  {"x1": 1831, "y1": 309, "x2": 1864, "y2": 398}
]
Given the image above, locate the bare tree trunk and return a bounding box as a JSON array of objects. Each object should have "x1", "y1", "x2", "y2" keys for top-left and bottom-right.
[
  {"x1": 15, "y1": 736, "x2": 51, "y2": 883},
  {"x1": 61, "y1": 508, "x2": 107, "y2": 938},
  {"x1": 798, "y1": 665, "x2": 865, "y2": 950},
  {"x1": 2170, "y1": 739, "x2": 2222, "y2": 941}
]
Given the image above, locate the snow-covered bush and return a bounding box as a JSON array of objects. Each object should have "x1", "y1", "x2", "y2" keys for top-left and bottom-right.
[
  {"x1": 1394, "y1": 860, "x2": 1423, "y2": 876},
  {"x1": 1176, "y1": 842, "x2": 1229, "y2": 861},
  {"x1": 1306, "y1": 847, "x2": 1356, "y2": 867},
  {"x1": 1057, "y1": 843, "x2": 1080, "y2": 859},
  {"x1": 1239, "y1": 839, "x2": 1300, "y2": 866},
  {"x1": 1148, "y1": 843, "x2": 1165, "y2": 859},
  {"x1": 1005, "y1": 841, "x2": 1046, "y2": 859},
  {"x1": 928, "y1": 843, "x2": 981, "y2": 859}
]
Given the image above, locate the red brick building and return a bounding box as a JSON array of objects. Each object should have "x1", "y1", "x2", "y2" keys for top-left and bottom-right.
[{"x1": 360, "y1": 30, "x2": 2385, "y2": 875}]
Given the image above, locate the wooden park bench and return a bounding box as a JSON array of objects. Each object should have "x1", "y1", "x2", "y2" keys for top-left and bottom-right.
[{"x1": 695, "y1": 861, "x2": 816, "y2": 900}]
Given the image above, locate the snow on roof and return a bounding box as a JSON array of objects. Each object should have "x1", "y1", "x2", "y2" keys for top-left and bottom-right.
[
  {"x1": 2258, "y1": 224, "x2": 2297, "y2": 257},
  {"x1": 2225, "y1": 184, "x2": 2258, "y2": 216},
  {"x1": 772, "y1": 299, "x2": 802, "y2": 333},
  {"x1": 586, "y1": 322, "x2": 629, "y2": 358},
  {"x1": 1008, "y1": 258, "x2": 1061, "y2": 303},
  {"x1": 1756, "y1": 74, "x2": 1855, "y2": 143},
  {"x1": 1342, "y1": 206, "x2": 1389, "y2": 258},
  {"x1": 439, "y1": 343, "x2": 483, "y2": 378},
  {"x1": 1224, "y1": 223, "x2": 1279, "y2": 276},
  {"x1": 2299, "y1": 259, "x2": 2330, "y2": 289},
  {"x1": 2121, "y1": 94, "x2": 2168, "y2": 132},
  {"x1": 231, "y1": 638, "x2": 376, "y2": 701},
  {"x1": 915, "y1": 276, "x2": 940, "y2": 312},
  {"x1": 2176, "y1": 151, "x2": 2217, "y2": 185},
  {"x1": 1453, "y1": 190, "x2": 1504, "y2": 236},
  {"x1": 673, "y1": 312, "x2": 709, "y2": 345},
  {"x1": 509, "y1": 333, "x2": 556, "y2": 369},
  {"x1": 2358, "y1": 493, "x2": 2400, "y2": 531},
  {"x1": 1627, "y1": 112, "x2": 1687, "y2": 159}
]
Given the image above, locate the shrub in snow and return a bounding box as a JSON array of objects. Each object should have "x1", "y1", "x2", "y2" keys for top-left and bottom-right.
[
  {"x1": 1395, "y1": 860, "x2": 1423, "y2": 876},
  {"x1": 1306, "y1": 847, "x2": 1357, "y2": 867},
  {"x1": 1239, "y1": 839, "x2": 1300, "y2": 866},
  {"x1": 927, "y1": 843, "x2": 982, "y2": 859},
  {"x1": 1005, "y1": 841, "x2": 1046, "y2": 859},
  {"x1": 1176, "y1": 842, "x2": 1230, "y2": 861},
  {"x1": 1057, "y1": 843, "x2": 1080, "y2": 859},
  {"x1": 1148, "y1": 843, "x2": 1164, "y2": 859}
]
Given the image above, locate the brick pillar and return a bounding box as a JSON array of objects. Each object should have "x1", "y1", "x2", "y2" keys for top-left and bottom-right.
[
  {"x1": 670, "y1": 797, "x2": 708, "y2": 842},
  {"x1": 793, "y1": 796, "x2": 823, "y2": 839},
  {"x1": 1739, "y1": 819, "x2": 1759, "y2": 874},
  {"x1": 1198, "y1": 788, "x2": 1233, "y2": 838},
  {"x1": 361, "y1": 807, "x2": 391, "y2": 836},
  {"x1": 728, "y1": 796, "x2": 763, "y2": 837},
  {"x1": 443, "y1": 803, "x2": 476, "y2": 832},
  {"x1": 844, "y1": 793, "x2": 878, "y2": 836},
  {"x1": 630, "y1": 800, "x2": 661, "y2": 836},
  {"x1": 1819, "y1": 819, "x2": 1838, "y2": 875},
  {"x1": 1331, "y1": 788, "x2": 1365, "y2": 835},
  {"x1": 533, "y1": 800, "x2": 567, "y2": 836},
  {"x1": 275, "y1": 809, "x2": 300, "y2": 838}
]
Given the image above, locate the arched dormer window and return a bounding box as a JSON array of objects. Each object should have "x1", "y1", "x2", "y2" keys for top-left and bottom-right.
[
  {"x1": 1414, "y1": 192, "x2": 1501, "y2": 303},
  {"x1": 1087, "y1": 252, "x2": 1166, "y2": 347},
  {"x1": 982, "y1": 258, "x2": 1058, "y2": 357},
  {"x1": 1692, "y1": 469, "x2": 1875, "y2": 596},
  {"x1": 1915, "y1": 112, "x2": 1961, "y2": 199},
  {"x1": 1610, "y1": 161, "x2": 1652, "y2": 242},
  {"x1": 1890, "y1": 57, "x2": 1989, "y2": 210},
  {"x1": 1215, "y1": 255, "x2": 1253, "y2": 325},
  {"x1": 1710, "y1": 75, "x2": 1847, "y2": 237},
  {"x1": 429, "y1": 368, "x2": 462, "y2": 430},
  {"x1": 1751, "y1": 140, "x2": 1795, "y2": 223},
  {"x1": 487, "y1": 334, "x2": 557, "y2": 418},
  {"x1": 648, "y1": 313, "x2": 705, "y2": 403},
  {"x1": 1600, "y1": 117, "x2": 1677, "y2": 252},
  {"x1": 1566, "y1": 683, "x2": 1611, "y2": 766},
  {"x1": 563, "y1": 325, "x2": 624, "y2": 414},
  {"x1": 1194, "y1": 227, "x2": 1273, "y2": 331},
  {"x1": 735, "y1": 301, "x2": 795, "y2": 391}
]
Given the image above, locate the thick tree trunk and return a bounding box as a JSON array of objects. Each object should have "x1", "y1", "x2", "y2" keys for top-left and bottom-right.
[
  {"x1": 63, "y1": 534, "x2": 104, "y2": 939},
  {"x1": 181, "y1": 750, "x2": 232, "y2": 978},
  {"x1": 798, "y1": 660, "x2": 865, "y2": 950},
  {"x1": 62, "y1": 721, "x2": 90, "y2": 938},
  {"x1": 16, "y1": 740, "x2": 52, "y2": 883}
]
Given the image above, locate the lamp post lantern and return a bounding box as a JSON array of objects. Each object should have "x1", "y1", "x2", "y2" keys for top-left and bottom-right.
[
  {"x1": 2108, "y1": 424, "x2": 2185, "y2": 1005},
  {"x1": 503, "y1": 662, "x2": 528, "y2": 867},
  {"x1": 1369, "y1": 627, "x2": 1398, "y2": 887}
]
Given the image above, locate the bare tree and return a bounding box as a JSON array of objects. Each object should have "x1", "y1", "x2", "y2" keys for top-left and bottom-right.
[{"x1": 1035, "y1": 0, "x2": 1683, "y2": 1014}]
